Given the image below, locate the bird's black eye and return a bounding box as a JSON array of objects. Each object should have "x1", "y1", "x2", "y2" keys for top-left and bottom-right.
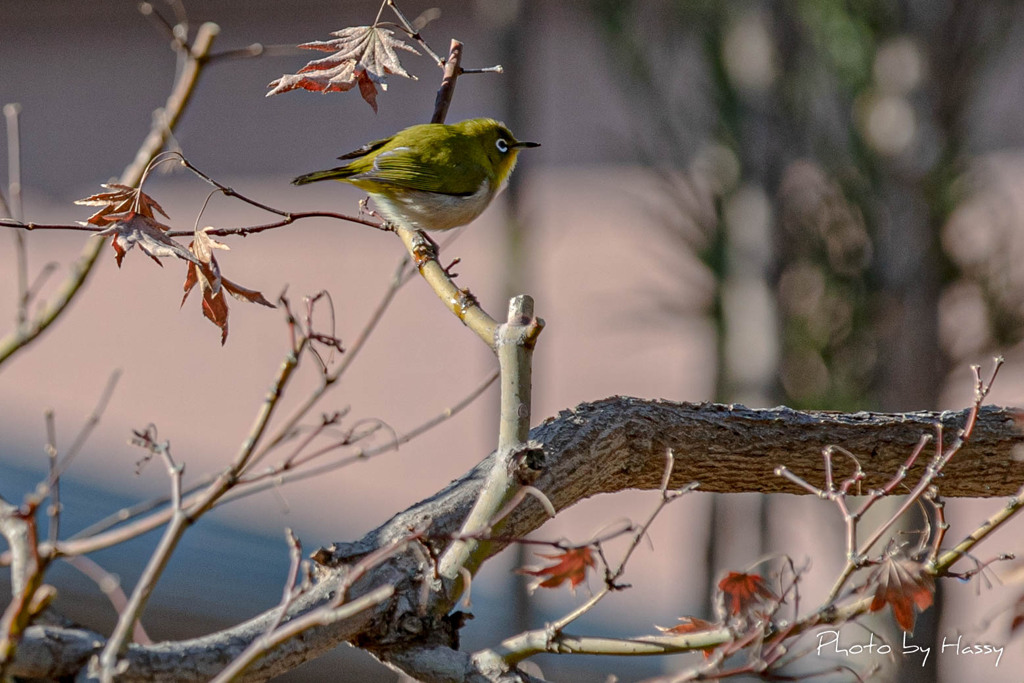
[{"x1": 496, "y1": 138, "x2": 509, "y2": 153}]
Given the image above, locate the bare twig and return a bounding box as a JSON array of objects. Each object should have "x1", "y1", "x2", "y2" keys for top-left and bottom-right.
[
  {"x1": 933, "y1": 481, "x2": 1024, "y2": 574},
  {"x1": 387, "y1": 0, "x2": 444, "y2": 66},
  {"x1": 61, "y1": 555, "x2": 151, "y2": 644},
  {"x1": 44, "y1": 412, "x2": 59, "y2": 548},
  {"x1": 431, "y1": 40, "x2": 463, "y2": 124},
  {"x1": 438, "y1": 296, "x2": 542, "y2": 588},
  {"x1": 207, "y1": 43, "x2": 303, "y2": 62},
  {"x1": 4, "y1": 104, "x2": 28, "y2": 325},
  {"x1": 47, "y1": 371, "x2": 121, "y2": 489},
  {"x1": 169, "y1": 154, "x2": 387, "y2": 234},
  {"x1": 95, "y1": 438, "x2": 183, "y2": 680},
  {"x1": 138, "y1": 2, "x2": 190, "y2": 53},
  {"x1": 0, "y1": 499, "x2": 53, "y2": 678}
]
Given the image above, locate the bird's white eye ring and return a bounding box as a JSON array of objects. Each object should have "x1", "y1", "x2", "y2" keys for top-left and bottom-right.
[{"x1": 496, "y1": 138, "x2": 509, "y2": 153}]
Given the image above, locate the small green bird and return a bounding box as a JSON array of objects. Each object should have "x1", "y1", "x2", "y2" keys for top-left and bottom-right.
[{"x1": 293, "y1": 118, "x2": 539, "y2": 231}]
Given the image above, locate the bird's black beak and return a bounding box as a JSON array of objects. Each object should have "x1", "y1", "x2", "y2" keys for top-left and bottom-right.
[{"x1": 514, "y1": 141, "x2": 541, "y2": 149}]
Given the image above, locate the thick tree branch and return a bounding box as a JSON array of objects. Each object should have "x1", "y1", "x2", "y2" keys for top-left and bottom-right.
[{"x1": 5, "y1": 398, "x2": 1022, "y2": 681}]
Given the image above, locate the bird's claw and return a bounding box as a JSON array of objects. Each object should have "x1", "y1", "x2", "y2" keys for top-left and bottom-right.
[{"x1": 443, "y1": 257, "x2": 461, "y2": 278}]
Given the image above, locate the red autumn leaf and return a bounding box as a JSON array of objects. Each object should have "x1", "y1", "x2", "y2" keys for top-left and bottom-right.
[
  {"x1": 75, "y1": 183, "x2": 168, "y2": 226},
  {"x1": 517, "y1": 547, "x2": 596, "y2": 593},
  {"x1": 267, "y1": 25, "x2": 419, "y2": 112},
  {"x1": 718, "y1": 571, "x2": 778, "y2": 616},
  {"x1": 76, "y1": 184, "x2": 193, "y2": 267},
  {"x1": 182, "y1": 230, "x2": 274, "y2": 344},
  {"x1": 867, "y1": 556, "x2": 935, "y2": 633},
  {"x1": 94, "y1": 213, "x2": 198, "y2": 268},
  {"x1": 656, "y1": 616, "x2": 718, "y2": 658}
]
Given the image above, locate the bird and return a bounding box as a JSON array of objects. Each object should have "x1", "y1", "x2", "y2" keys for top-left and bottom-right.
[{"x1": 292, "y1": 118, "x2": 539, "y2": 232}]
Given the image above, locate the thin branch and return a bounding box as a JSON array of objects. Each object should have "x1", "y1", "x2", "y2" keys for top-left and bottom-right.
[
  {"x1": 387, "y1": 0, "x2": 444, "y2": 66},
  {"x1": 44, "y1": 412, "x2": 59, "y2": 549},
  {"x1": 4, "y1": 104, "x2": 28, "y2": 325},
  {"x1": 394, "y1": 225, "x2": 500, "y2": 347},
  {"x1": 169, "y1": 154, "x2": 387, "y2": 234},
  {"x1": 61, "y1": 555, "x2": 151, "y2": 644},
  {"x1": 933, "y1": 481, "x2": 1024, "y2": 574},
  {"x1": 47, "y1": 370, "x2": 121, "y2": 488},
  {"x1": 438, "y1": 296, "x2": 541, "y2": 586},
  {"x1": 431, "y1": 40, "x2": 463, "y2": 124},
  {"x1": 211, "y1": 529, "x2": 422, "y2": 682},
  {"x1": 138, "y1": 2, "x2": 190, "y2": 53},
  {"x1": 206, "y1": 43, "x2": 304, "y2": 63},
  {"x1": 95, "y1": 439, "x2": 184, "y2": 680}
]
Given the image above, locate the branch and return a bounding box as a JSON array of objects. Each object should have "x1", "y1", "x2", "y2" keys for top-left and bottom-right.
[
  {"x1": 394, "y1": 226, "x2": 500, "y2": 347},
  {"x1": 438, "y1": 296, "x2": 543, "y2": 585},
  {"x1": 5, "y1": 398, "x2": 1021, "y2": 681}
]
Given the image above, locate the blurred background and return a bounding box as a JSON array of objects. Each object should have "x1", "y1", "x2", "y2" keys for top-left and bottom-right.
[{"x1": 2, "y1": 1, "x2": 1024, "y2": 681}]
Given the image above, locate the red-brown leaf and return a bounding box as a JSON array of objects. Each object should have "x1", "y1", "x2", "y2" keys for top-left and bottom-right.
[
  {"x1": 656, "y1": 616, "x2": 718, "y2": 658},
  {"x1": 75, "y1": 183, "x2": 168, "y2": 226},
  {"x1": 182, "y1": 230, "x2": 273, "y2": 344},
  {"x1": 267, "y1": 25, "x2": 419, "y2": 111},
  {"x1": 867, "y1": 556, "x2": 935, "y2": 633},
  {"x1": 222, "y1": 276, "x2": 275, "y2": 308},
  {"x1": 517, "y1": 547, "x2": 596, "y2": 593},
  {"x1": 718, "y1": 572, "x2": 778, "y2": 616},
  {"x1": 94, "y1": 213, "x2": 197, "y2": 268},
  {"x1": 356, "y1": 66, "x2": 379, "y2": 113}
]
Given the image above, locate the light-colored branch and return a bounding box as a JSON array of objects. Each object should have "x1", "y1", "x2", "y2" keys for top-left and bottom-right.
[
  {"x1": 210, "y1": 585, "x2": 394, "y2": 683},
  {"x1": 933, "y1": 480, "x2": 1024, "y2": 573},
  {"x1": 61, "y1": 556, "x2": 150, "y2": 645},
  {"x1": 4, "y1": 103, "x2": 29, "y2": 325},
  {"x1": 0, "y1": 497, "x2": 31, "y2": 597},
  {"x1": 0, "y1": 22, "x2": 219, "y2": 368},
  {"x1": 438, "y1": 296, "x2": 542, "y2": 585},
  {"x1": 95, "y1": 444, "x2": 185, "y2": 680},
  {"x1": 489, "y1": 629, "x2": 733, "y2": 660},
  {"x1": 0, "y1": 500, "x2": 51, "y2": 678},
  {"x1": 395, "y1": 226, "x2": 499, "y2": 347}
]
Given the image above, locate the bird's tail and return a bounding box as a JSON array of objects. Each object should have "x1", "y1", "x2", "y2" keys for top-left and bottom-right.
[{"x1": 291, "y1": 167, "x2": 352, "y2": 186}]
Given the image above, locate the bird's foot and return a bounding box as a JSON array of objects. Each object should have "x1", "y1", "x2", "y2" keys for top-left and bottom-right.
[
  {"x1": 358, "y1": 196, "x2": 390, "y2": 228},
  {"x1": 443, "y1": 257, "x2": 461, "y2": 279}
]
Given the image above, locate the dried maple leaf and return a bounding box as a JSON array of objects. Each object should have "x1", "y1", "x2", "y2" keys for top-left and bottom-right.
[
  {"x1": 75, "y1": 183, "x2": 168, "y2": 227},
  {"x1": 718, "y1": 571, "x2": 778, "y2": 616},
  {"x1": 517, "y1": 547, "x2": 596, "y2": 593},
  {"x1": 267, "y1": 25, "x2": 419, "y2": 112},
  {"x1": 182, "y1": 230, "x2": 274, "y2": 344},
  {"x1": 656, "y1": 616, "x2": 718, "y2": 658},
  {"x1": 94, "y1": 213, "x2": 198, "y2": 268},
  {"x1": 867, "y1": 556, "x2": 935, "y2": 633}
]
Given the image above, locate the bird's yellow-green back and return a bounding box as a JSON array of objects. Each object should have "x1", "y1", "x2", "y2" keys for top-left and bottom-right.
[
  {"x1": 293, "y1": 118, "x2": 536, "y2": 196},
  {"x1": 292, "y1": 118, "x2": 539, "y2": 231}
]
